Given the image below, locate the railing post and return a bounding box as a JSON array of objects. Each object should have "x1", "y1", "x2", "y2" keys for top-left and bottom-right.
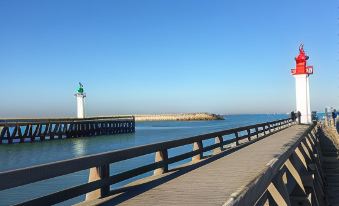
[
  {"x1": 267, "y1": 168, "x2": 291, "y2": 206},
  {"x1": 235, "y1": 132, "x2": 240, "y2": 146},
  {"x1": 86, "y1": 164, "x2": 110, "y2": 201},
  {"x1": 255, "y1": 127, "x2": 259, "y2": 138},
  {"x1": 247, "y1": 129, "x2": 251, "y2": 141},
  {"x1": 154, "y1": 149, "x2": 168, "y2": 175},
  {"x1": 0, "y1": 126, "x2": 4, "y2": 144},
  {"x1": 214, "y1": 136, "x2": 223, "y2": 155},
  {"x1": 192, "y1": 140, "x2": 203, "y2": 163}
]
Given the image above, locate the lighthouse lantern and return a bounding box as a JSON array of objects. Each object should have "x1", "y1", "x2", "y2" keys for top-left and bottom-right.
[{"x1": 291, "y1": 44, "x2": 313, "y2": 75}]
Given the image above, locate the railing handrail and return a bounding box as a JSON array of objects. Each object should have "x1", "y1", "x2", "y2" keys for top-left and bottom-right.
[{"x1": 0, "y1": 117, "x2": 293, "y2": 205}]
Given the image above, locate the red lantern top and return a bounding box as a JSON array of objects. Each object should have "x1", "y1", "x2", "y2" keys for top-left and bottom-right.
[{"x1": 291, "y1": 44, "x2": 313, "y2": 75}]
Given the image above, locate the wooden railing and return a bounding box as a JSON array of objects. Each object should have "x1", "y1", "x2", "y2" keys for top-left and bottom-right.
[
  {"x1": 0, "y1": 116, "x2": 135, "y2": 144},
  {"x1": 227, "y1": 123, "x2": 326, "y2": 206},
  {"x1": 0, "y1": 118, "x2": 293, "y2": 205}
]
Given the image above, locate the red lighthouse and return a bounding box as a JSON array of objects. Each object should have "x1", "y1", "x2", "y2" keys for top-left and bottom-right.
[{"x1": 291, "y1": 44, "x2": 314, "y2": 124}]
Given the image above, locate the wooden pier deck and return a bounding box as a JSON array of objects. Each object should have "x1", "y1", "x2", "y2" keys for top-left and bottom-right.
[
  {"x1": 82, "y1": 125, "x2": 310, "y2": 206},
  {"x1": 2, "y1": 119, "x2": 325, "y2": 206}
]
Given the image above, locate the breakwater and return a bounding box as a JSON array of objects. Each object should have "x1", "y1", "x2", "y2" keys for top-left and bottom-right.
[
  {"x1": 0, "y1": 116, "x2": 135, "y2": 144},
  {"x1": 134, "y1": 113, "x2": 224, "y2": 121}
]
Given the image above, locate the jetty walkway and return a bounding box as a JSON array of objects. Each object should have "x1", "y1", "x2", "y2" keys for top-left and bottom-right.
[
  {"x1": 0, "y1": 118, "x2": 328, "y2": 205},
  {"x1": 82, "y1": 124, "x2": 314, "y2": 206}
]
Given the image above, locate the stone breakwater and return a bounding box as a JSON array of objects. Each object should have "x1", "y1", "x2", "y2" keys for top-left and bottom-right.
[{"x1": 134, "y1": 113, "x2": 224, "y2": 121}]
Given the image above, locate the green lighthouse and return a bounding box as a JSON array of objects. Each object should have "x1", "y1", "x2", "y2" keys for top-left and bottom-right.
[{"x1": 75, "y1": 82, "x2": 86, "y2": 118}]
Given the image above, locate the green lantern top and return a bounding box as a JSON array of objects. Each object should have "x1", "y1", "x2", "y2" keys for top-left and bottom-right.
[{"x1": 77, "y1": 82, "x2": 84, "y2": 94}]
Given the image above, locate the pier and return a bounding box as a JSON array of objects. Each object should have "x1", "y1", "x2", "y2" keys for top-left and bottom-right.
[
  {"x1": 0, "y1": 116, "x2": 135, "y2": 144},
  {"x1": 2, "y1": 118, "x2": 334, "y2": 205}
]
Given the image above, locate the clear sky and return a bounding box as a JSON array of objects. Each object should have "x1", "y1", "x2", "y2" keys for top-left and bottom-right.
[{"x1": 0, "y1": 0, "x2": 338, "y2": 117}]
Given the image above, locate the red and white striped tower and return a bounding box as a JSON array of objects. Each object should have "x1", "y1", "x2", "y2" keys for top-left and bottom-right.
[{"x1": 291, "y1": 44, "x2": 314, "y2": 124}]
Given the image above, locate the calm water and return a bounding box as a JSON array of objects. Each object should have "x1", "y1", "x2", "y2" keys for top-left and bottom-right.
[{"x1": 0, "y1": 114, "x2": 287, "y2": 205}]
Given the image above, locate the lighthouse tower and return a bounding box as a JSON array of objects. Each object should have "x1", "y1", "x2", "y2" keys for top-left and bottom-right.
[
  {"x1": 75, "y1": 82, "x2": 86, "y2": 118},
  {"x1": 291, "y1": 44, "x2": 314, "y2": 124}
]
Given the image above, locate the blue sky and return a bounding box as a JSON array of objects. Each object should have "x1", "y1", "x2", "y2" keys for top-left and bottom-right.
[{"x1": 0, "y1": 0, "x2": 338, "y2": 117}]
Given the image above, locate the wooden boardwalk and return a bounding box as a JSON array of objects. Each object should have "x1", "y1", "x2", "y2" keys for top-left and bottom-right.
[{"x1": 81, "y1": 125, "x2": 309, "y2": 206}]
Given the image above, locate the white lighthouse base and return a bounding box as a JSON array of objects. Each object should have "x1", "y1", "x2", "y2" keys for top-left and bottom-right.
[
  {"x1": 294, "y1": 74, "x2": 312, "y2": 124},
  {"x1": 75, "y1": 93, "x2": 86, "y2": 118}
]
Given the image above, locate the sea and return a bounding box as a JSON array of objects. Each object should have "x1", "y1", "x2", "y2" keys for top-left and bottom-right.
[{"x1": 0, "y1": 114, "x2": 295, "y2": 205}]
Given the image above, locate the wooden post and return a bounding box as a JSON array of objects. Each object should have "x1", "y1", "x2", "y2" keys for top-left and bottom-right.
[
  {"x1": 47, "y1": 124, "x2": 53, "y2": 140},
  {"x1": 255, "y1": 127, "x2": 259, "y2": 138},
  {"x1": 268, "y1": 169, "x2": 291, "y2": 206},
  {"x1": 192, "y1": 140, "x2": 203, "y2": 163},
  {"x1": 10, "y1": 125, "x2": 17, "y2": 144},
  {"x1": 19, "y1": 125, "x2": 25, "y2": 143},
  {"x1": 0, "y1": 127, "x2": 2, "y2": 144},
  {"x1": 39, "y1": 124, "x2": 46, "y2": 141},
  {"x1": 154, "y1": 149, "x2": 168, "y2": 175},
  {"x1": 213, "y1": 136, "x2": 223, "y2": 155},
  {"x1": 86, "y1": 164, "x2": 110, "y2": 201},
  {"x1": 235, "y1": 132, "x2": 239, "y2": 146},
  {"x1": 247, "y1": 129, "x2": 251, "y2": 141}
]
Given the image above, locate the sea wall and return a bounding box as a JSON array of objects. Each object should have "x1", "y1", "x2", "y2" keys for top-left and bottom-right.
[{"x1": 134, "y1": 113, "x2": 224, "y2": 121}]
